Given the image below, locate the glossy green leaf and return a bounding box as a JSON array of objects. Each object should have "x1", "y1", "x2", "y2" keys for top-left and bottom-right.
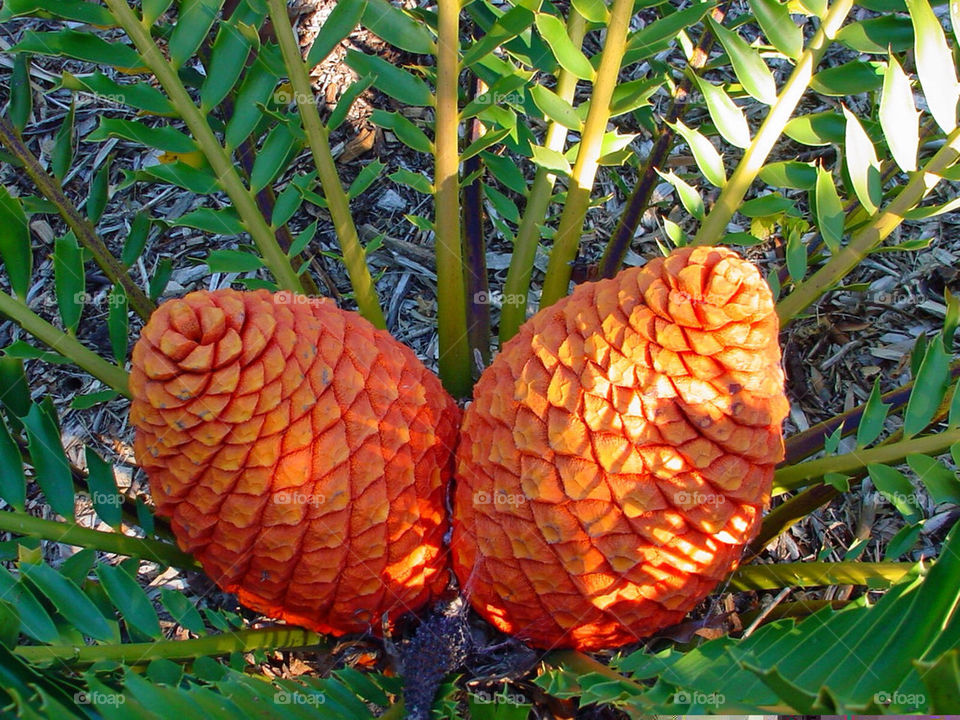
[
  {"x1": 9, "y1": 53, "x2": 32, "y2": 132},
  {"x1": 692, "y1": 75, "x2": 750, "y2": 148},
  {"x1": 53, "y1": 232, "x2": 84, "y2": 334},
  {"x1": 622, "y1": 2, "x2": 716, "y2": 66},
  {"x1": 530, "y1": 85, "x2": 582, "y2": 130},
  {"x1": 347, "y1": 159, "x2": 386, "y2": 200},
  {"x1": 857, "y1": 380, "x2": 891, "y2": 447},
  {"x1": 811, "y1": 60, "x2": 884, "y2": 96},
  {"x1": 482, "y1": 151, "x2": 527, "y2": 194},
  {"x1": 907, "y1": 453, "x2": 960, "y2": 505},
  {"x1": 207, "y1": 249, "x2": 265, "y2": 273},
  {"x1": 536, "y1": 12, "x2": 594, "y2": 80},
  {"x1": 84, "y1": 446, "x2": 123, "y2": 529},
  {"x1": 160, "y1": 589, "x2": 205, "y2": 634},
  {"x1": 461, "y1": 127, "x2": 512, "y2": 163},
  {"x1": 51, "y1": 100, "x2": 75, "y2": 182},
  {"x1": 288, "y1": 221, "x2": 317, "y2": 257},
  {"x1": 250, "y1": 121, "x2": 301, "y2": 192},
  {"x1": 328, "y1": 74, "x2": 376, "y2": 132},
  {"x1": 784, "y1": 111, "x2": 845, "y2": 145},
  {"x1": 785, "y1": 224, "x2": 807, "y2": 281},
  {"x1": 749, "y1": 0, "x2": 803, "y2": 58},
  {"x1": 842, "y1": 106, "x2": 882, "y2": 214},
  {"x1": 884, "y1": 522, "x2": 923, "y2": 559},
  {"x1": 168, "y1": 0, "x2": 223, "y2": 69},
  {"x1": 307, "y1": 0, "x2": 366, "y2": 66},
  {"x1": 951, "y1": 379, "x2": 960, "y2": 426},
  {"x1": 11, "y1": 29, "x2": 145, "y2": 72},
  {"x1": 671, "y1": 119, "x2": 725, "y2": 188},
  {"x1": 815, "y1": 164, "x2": 845, "y2": 252},
  {"x1": 759, "y1": 160, "x2": 817, "y2": 189},
  {"x1": 86, "y1": 155, "x2": 110, "y2": 223},
  {"x1": 70, "y1": 390, "x2": 118, "y2": 410},
  {"x1": 22, "y1": 403, "x2": 74, "y2": 520},
  {"x1": 0, "y1": 565, "x2": 58, "y2": 644},
  {"x1": 880, "y1": 56, "x2": 919, "y2": 172},
  {"x1": 0, "y1": 357, "x2": 31, "y2": 419},
  {"x1": 362, "y1": 0, "x2": 433, "y2": 54},
  {"x1": 369, "y1": 109, "x2": 433, "y2": 154},
  {"x1": 107, "y1": 284, "x2": 128, "y2": 364},
  {"x1": 88, "y1": 117, "x2": 196, "y2": 153},
  {"x1": 572, "y1": 0, "x2": 609, "y2": 22},
  {"x1": 609, "y1": 76, "x2": 663, "y2": 117},
  {"x1": 20, "y1": 562, "x2": 118, "y2": 643},
  {"x1": 142, "y1": 0, "x2": 174, "y2": 25},
  {"x1": 739, "y1": 193, "x2": 795, "y2": 217},
  {"x1": 709, "y1": 18, "x2": 777, "y2": 104},
  {"x1": 200, "y1": 22, "x2": 253, "y2": 111},
  {"x1": 656, "y1": 169, "x2": 704, "y2": 219},
  {"x1": 836, "y1": 15, "x2": 914, "y2": 53},
  {"x1": 173, "y1": 208, "x2": 244, "y2": 236},
  {"x1": 462, "y1": 5, "x2": 536, "y2": 68},
  {"x1": 485, "y1": 185, "x2": 521, "y2": 224},
  {"x1": 96, "y1": 564, "x2": 162, "y2": 639},
  {"x1": 224, "y1": 48, "x2": 282, "y2": 148},
  {"x1": 344, "y1": 50, "x2": 433, "y2": 106},
  {"x1": 148, "y1": 257, "x2": 172, "y2": 301},
  {"x1": 122, "y1": 212, "x2": 150, "y2": 267},
  {"x1": 907, "y1": 0, "x2": 959, "y2": 132},
  {"x1": 4, "y1": 0, "x2": 116, "y2": 26},
  {"x1": 0, "y1": 187, "x2": 32, "y2": 299},
  {"x1": 530, "y1": 144, "x2": 572, "y2": 176},
  {"x1": 60, "y1": 71, "x2": 173, "y2": 116},
  {"x1": 904, "y1": 335, "x2": 951, "y2": 437},
  {"x1": 0, "y1": 413, "x2": 25, "y2": 511}
]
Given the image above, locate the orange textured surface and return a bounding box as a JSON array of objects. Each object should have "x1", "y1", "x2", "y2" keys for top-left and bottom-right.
[
  {"x1": 452, "y1": 246, "x2": 789, "y2": 650},
  {"x1": 130, "y1": 289, "x2": 459, "y2": 636}
]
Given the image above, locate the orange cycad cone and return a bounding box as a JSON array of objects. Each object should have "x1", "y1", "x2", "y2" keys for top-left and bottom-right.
[
  {"x1": 452, "y1": 246, "x2": 789, "y2": 651},
  {"x1": 130, "y1": 289, "x2": 459, "y2": 636}
]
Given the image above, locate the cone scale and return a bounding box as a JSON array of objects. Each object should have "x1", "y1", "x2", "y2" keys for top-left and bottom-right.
[
  {"x1": 452, "y1": 246, "x2": 789, "y2": 651},
  {"x1": 130, "y1": 289, "x2": 459, "y2": 636}
]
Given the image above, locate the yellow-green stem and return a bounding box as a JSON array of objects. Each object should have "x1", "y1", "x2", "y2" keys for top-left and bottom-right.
[
  {"x1": 0, "y1": 290, "x2": 129, "y2": 395},
  {"x1": 539, "y1": 0, "x2": 635, "y2": 309},
  {"x1": 265, "y1": 0, "x2": 385, "y2": 327},
  {"x1": 102, "y1": 0, "x2": 304, "y2": 294},
  {"x1": 435, "y1": 0, "x2": 472, "y2": 397},
  {"x1": 777, "y1": 125, "x2": 960, "y2": 323},
  {"x1": 728, "y1": 560, "x2": 910, "y2": 590},
  {"x1": 0, "y1": 510, "x2": 195, "y2": 568},
  {"x1": 773, "y1": 426, "x2": 960, "y2": 493},
  {"x1": 500, "y1": 11, "x2": 588, "y2": 342},
  {"x1": 15, "y1": 626, "x2": 325, "y2": 665},
  {"x1": 691, "y1": 0, "x2": 855, "y2": 246}
]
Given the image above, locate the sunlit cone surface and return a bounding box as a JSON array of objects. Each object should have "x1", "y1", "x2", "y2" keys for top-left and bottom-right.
[
  {"x1": 130, "y1": 289, "x2": 459, "y2": 636},
  {"x1": 452, "y1": 246, "x2": 789, "y2": 650}
]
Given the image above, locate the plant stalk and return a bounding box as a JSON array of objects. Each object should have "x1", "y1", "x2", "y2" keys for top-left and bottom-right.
[
  {"x1": 265, "y1": 0, "x2": 384, "y2": 326},
  {"x1": 728, "y1": 560, "x2": 910, "y2": 590},
  {"x1": 15, "y1": 626, "x2": 325, "y2": 665},
  {"x1": 435, "y1": 0, "x2": 473, "y2": 397},
  {"x1": 538, "y1": 0, "x2": 636, "y2": 309},
  {"x1": 777, "y1": 124, "x2": 960, "y2": 323},
  {"x1": 0, "y1": 116, "x2": 155, "y2": 322},
  {"x1": 773, "y1": 426, "x2": 960, "y2": 493},
  {"x1": 0, "y1": 290, "x2": 129, "y2": 395},
  {"x1": 499, "y1": 10, "x2": 588, "y2": 342},
  {"x1": 101, "y1": 0, "x2": 305, "y2": 294},
  {"x1": 691, "y1": 0, "x2": 855, "y2": 246},
  {"x1": 0, "y1": 510, "x2": 196, "y2": 569}
]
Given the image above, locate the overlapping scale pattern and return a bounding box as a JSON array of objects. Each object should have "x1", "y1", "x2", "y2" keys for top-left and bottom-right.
[
  {"x1": 452, "y1": 246, "x2": 789, "y2": 650},
  {"x1": 130, "y1": 289, "x2": 459, "y2": 636}
]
